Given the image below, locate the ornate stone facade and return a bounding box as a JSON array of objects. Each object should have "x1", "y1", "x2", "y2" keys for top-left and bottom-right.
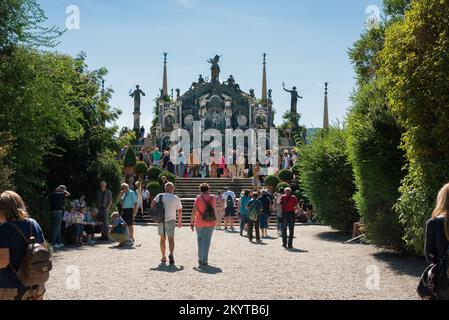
[{"x1": 155, "y1": 56, "x2": 274, "y2": 150}]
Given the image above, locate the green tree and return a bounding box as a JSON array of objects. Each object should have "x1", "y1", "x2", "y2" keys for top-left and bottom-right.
[
  {"x1": 298, "y1": 128, "x2": 358, "y2": 232},
  {"x1": 379, "y1": 0, "x2": 449, "y2": 253},
  {"x1": 0, "y1": 0, "x2": 62, "y2": 55}
]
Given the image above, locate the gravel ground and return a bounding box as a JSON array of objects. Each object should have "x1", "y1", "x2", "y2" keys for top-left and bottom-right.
[{"x1": 45, "y1": 224, "x2": 426, "y2": 300}]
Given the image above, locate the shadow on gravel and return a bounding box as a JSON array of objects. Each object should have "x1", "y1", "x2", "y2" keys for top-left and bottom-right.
[
  {"x1": 315, "y1": 231, "x2": 351, "y2": 243},
  {"x1": 287, "y1": 248, "x2": 309, "y2": 253},
  {"x1": 193, "y1": 265, "x2": 223, "y2": 274},
  {"x1": 372, "y1": 252, "x2": 426, "y2": 277},
  {"x1": 151, "y1": 264, "x2": 185, "y2": 273}
]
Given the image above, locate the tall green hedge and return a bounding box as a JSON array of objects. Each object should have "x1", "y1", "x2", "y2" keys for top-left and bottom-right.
[
  {"x1": 299, "y1": 128, "x2": 358, "y2": 232},
  {"x1": 379, "y1": 0, "x2": 449, "y2": 253},
  {"x1": 346, "y1": 81, "x2": 405, "y2": 248}
]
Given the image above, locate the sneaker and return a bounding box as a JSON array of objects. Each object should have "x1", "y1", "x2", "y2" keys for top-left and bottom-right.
[
  {"x1": 52, "y1": 244, "x2": 62, "y2": 249},
  {"x1": 169, "y1": 254, "x2": 175, "y2": 265},
  {"x1": 57, "y1": 243, "x2": 65, "y2": 248},
  {"x1": 87, "y1": 239, "x2": 97, "y2": 245}
]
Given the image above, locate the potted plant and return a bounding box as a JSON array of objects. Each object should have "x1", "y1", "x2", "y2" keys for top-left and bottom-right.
[
  {"x1": 134, "y1": 161, "x2": 148, "y2": 179},
  {"x1": 278, "y1": 169, "x2": 294, "y2": 183},
  {"x1": 264, "y1": 175, "x2": 280, "y2": 194},
  {"x1": 123, "y1": 147, "x2": 137, "y2": 175},
  {"x1": 147, "y1": 166, "x2": 163, "y2": 181}
]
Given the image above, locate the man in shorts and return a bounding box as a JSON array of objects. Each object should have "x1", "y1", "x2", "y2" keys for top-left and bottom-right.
[
  {"x1": 120, "y1": 183, "x2": 138, "y2": 243},
  {"x1": 152, "y1": 182, "x2": 183, "y2": 265}
]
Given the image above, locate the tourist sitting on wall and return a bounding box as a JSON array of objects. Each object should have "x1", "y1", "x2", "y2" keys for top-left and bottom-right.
[
  {"x1": 109, "y1": 212, "x2": 130, "y2": 248},
  {"x1": 83, "y1": 207, "x2": 98, "y2": 245},
  {"x1": 63, "y1": 203, "x2": 85, "y2": 246}
]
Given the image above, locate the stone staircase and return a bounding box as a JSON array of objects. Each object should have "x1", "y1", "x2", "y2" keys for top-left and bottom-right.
[{"x1": 135, "y1": 178, "x2": 276, "y2": 225}]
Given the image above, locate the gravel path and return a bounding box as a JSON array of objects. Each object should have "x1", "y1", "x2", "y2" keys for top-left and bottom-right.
[{"x1": 45, "y1": 224, "x2": 426, "y2": 300}]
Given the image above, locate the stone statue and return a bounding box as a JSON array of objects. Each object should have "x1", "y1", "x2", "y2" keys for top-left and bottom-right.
[
  {"x1": 250, "y1": 89, "x2": 255, "y2": 97},
  {"x1": 227, "y1": 75, "x2": 235, "y2": 87},
  {"x1": 176, "y1": 88, "x2": 181, "y2": 100},
  {"x1": 268, "y1": 89, "x2": 272, "y2": 100},
  {"x1": 207, "y1": 55, "x2": 221, "y2": 82},
  {"x1": 283, "y1": 83, "x2": 303, "y2": 115},
  {"x1": 159, "y1": 88, "x2": 164, "y2": 99},
  {"x1": 130, "y1": 85, "x2": 146, "y2": 112},
  {"x1": 198, "y1": 74, "x2": 205, "y2": 84}
]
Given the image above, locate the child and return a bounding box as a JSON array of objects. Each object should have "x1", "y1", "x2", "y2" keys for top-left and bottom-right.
[
  {"x1": 109, "y1": 212, "x2": 130, "y2": 247},
  {"x1": 63, "y1": 204, "x2": 84, "y2": 246}
]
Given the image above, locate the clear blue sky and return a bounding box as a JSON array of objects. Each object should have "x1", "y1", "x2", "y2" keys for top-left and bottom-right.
[{"x1": 39, "y1": 0, "x2": 383, "y2": 129}]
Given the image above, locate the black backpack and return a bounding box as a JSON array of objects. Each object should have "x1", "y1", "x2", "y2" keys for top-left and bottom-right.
[
  {"x1": 149, "y1": 194, "x2": 165, "y2": 223},
  {"x1": 200, "y1": 195, "x2": 216, "y2": 222},
  {"x1": 418, "y1": 244, "x2": 449, "y2": 300},
  {"x1": 226, "y1": 194, "x2": 234, "y2": 209}
]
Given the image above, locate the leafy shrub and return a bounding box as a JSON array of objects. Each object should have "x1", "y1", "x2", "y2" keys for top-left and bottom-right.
[
  {"x1": 147, "y1": 166, "x2": 162, "y2": 181},
  {"x1": 264, "y1": 175, "x2": 280, "y2": 187},
  {"x1": 278, "y1": 169, "x2": 294, "y2": 182},
  {"x1": 298, "y1": 128, "x2": 359, "y2": 232},
  {"x1": 147, "y1": 181, "x2": 162, "y2": 198},
  {"x1": 276, "y1": 182, "x2": 290, "y2": 192},
  {"x1": 134, "y1": 161, "x2": 148, "y2": 177},
  {"x1": 123, "y1": 147, "x2": 137, "y2": 167},
  {"x1": 158, "y1": 171, "x2": 176, "y2": 184}
]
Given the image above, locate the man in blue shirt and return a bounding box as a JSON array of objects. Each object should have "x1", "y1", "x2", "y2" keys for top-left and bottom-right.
[{"x1": 120, "y1": 183, "x2": 138, "y2": 244}]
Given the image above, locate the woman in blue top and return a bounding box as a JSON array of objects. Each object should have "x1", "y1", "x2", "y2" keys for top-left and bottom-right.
[
  {"x1": 0, "y1": 191, "x2": 47, "y2": 300},
  {"x1": 238, "y1": 190, "x2": 251, "y2": 237}
]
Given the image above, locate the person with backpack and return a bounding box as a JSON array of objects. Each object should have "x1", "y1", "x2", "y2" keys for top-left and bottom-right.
[
  {"x1": 280, "y1": 187, "x2": 300, "y2": 249},
  {"x1": 152, "y1": 182, "x2": 183, "y2": 265},
  {"x1": 423, "y1": 183, "x2": 449, "y2": 300},
  {"x1": 259, "y1": 189, "x2": 273, "y2": 239},
  {"x1": 245, "y1": 192, "x2": 263, "y2": 243},
  {"x1": 222, "y1": 187, "x2": 237, "y2": 231},
  {"x1": 238, "y1": 190, "x2": 251, "y2": 237},
  {"x1": 190, "y1": 183, "x2": 217, "y2": 268},
  {"x1": 0, "y1": 191, "x2": 51, "y2": 300}
]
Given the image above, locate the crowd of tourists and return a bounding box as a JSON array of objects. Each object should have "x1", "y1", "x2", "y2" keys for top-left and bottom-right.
[
  {"x1": 2, "y1": 180, "x2": 449, "y2": 299},
  {"x1": 119, "y1": 146, "x2": 298, "y2": 180}
]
